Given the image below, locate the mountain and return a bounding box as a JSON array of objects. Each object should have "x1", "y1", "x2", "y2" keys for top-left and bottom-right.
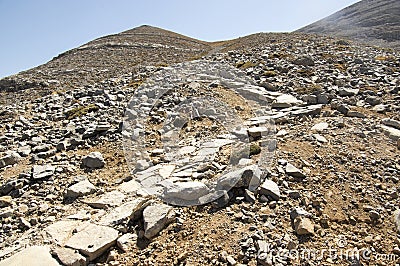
[
  {"x1": 0, "y1": 24, "x2": 400, "y2": 265},
  {"x1": 297, "y1": 0, "x2": 400, "y2": 49}
]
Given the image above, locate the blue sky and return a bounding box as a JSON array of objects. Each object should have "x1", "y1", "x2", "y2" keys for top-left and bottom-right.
[{"x1": 0, "y1": 0, "x2": 360, "y2": 78}]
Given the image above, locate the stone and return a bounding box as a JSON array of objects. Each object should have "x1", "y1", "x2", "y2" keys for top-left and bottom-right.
[
  {"x1": 338, "y1": 88, "x2": 359, "y2": 96},
  {"x1": 163, "y1": 181, "x2": 210, "y2": 202},
  {"x1": 293, "y1": 56, "x2": 314, "y2": 66},
  {"x1": 99, "y1": 198, "x2": 149, "y2": 226},
  {"x1": 0, "y1": 151, "x2": 21, "y2": 168},
  {"x1": 394, "y1": 209, "x2": 400, "y2": 233},
  {"x1": 143, "y1": 204, "x2": 175, "y2": 239},
  {"x1": 32, "y1": 165, "x2": 56, "y2": 180},
  {"x1": 53, "y1": 247, "x2": 87, "y2": 266},
  {"x1": 82, "y1": 152, "x2": 105, "y2": 169},
  {"x1": 369, "y1": 210, "x2": 380, "y2": 221},
  {"x1": 0, "y1": 196, "x2": 12, "y2": 207},
  {"x1": 290, "y1": 207, "x2": 312, "y2": 220},
  {"x1": 259, "y1": 180, "x2": 280, "y2": 201},
  {"x1": 285, "y1": 163, "x2": 306, "y2": 178},
  {"x1": 294, "y1": 217, "x2": 314, "y2": 235},
  {"x1": 65, "y1": 223, "x2": 119, "y2": 261},
  {"x1": 312, "y1": 134, "x2": 328, "y2": 143},
  {"x1": 118, "y1": 179, "x2": 142, "y2": 194},
  {"x1": 381, "y1": 125, "x2": 400, "y2": 141},
  {"x1": 84, "y1": 190, "x2": 125, "y2": 209},
  {"x1": 45, "y1": 220, "x2": 82, "y2": 245},
  {"x1": 0, "y1": 246, "x2": 60, "y2": 266},
  {"x1": 347, "y1": 110, "x2": 366, "y2": 118},
  {"x1": 66, "y1": 179, "x2": 96, "y2": 198},
  {"x1": 272, "y1": 94, "x2": 302, "y2": 108},
  {"x1": 117, "y1": 233, "x2": 138, "y2": 252},
  {"x1": 382, "y1": 118, "x2": 400, "y2": 130},
  {"x1": 311, "y1": 122, "x2": 328, "y2": 131},
  {"x1": 248, "y1": 127, "x2": 269, "y2": 138}
]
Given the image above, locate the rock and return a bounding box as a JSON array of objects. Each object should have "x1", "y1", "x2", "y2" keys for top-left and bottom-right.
[
  {"x1": 394, "y1": 209, "x2": 400, "y2": 233},
  {"x1": 0, "y1": 196, "x2": 12, "y2": 207},
  {"x1": 0, "y1": 246, "x2": 60, "y2": 266},
  {"x1": 53, "y1": 247, "x2": 87, "y2": 266},
  {"x1": 0, "y1": 151, "x2": 21, "y2": 168},
  {"x1": 272, "y1": 94, "x2": 302, "y2": 108},
  {"x1": 244, "y1": 189, "x2": 256, "y2": 203},
  {"x1": 294, "y1": 217, "x2": 314, "y2": 235},
  {"x1": 248, "y1": 127, "x2": 269, "y2": 138},
  {"x1": 117, "y1": 233, "x2": 138, "y2": 252},
  {"x1": 84, "y1": 190, "x2": 125, "y2": 209},
  {"x1": 99, "y1": 198, "x2": 149, "y2": 226},
  {"x1": 285, "y1": 163, "x2": 306, "y2": 178},
  {"x1": 312, "y1": 134, "x2": 328, "y2": 143},
  {"x1": 381, "y1": 125, "x2": 400, "y2": 141},
  {"x1": 65, "y1": 179, "x2": 96, "y2": 198},
  {"x1": 365, "y1": 96, "x2": 381, "y2": 106},
  {"x1": 45, "y1": 220, "x2": 82, "y2": 245},
  {"x1": 311, "y1": 122, "x2": 328, "y2": 131},
  {"x1": 290, "y1": 207, "x2": 311, "y2": 220},
  {"x1": 32, "y1": 165, "x2": 56, "y2": 180},
  {"x1": 369, "y1": 210, "x2": 380, "y2": 221},
  {"x1": 347, "y1": 110, "x2": 366, "y2": 118},
  {"x1": 382, "y1": 118, "x2": 400, "y2": 130},
  {"x1": 65, "y1": 223, "x2": 119, "y2": 261},
  {"x1": 338, "y1": 88, "x2": 359, "y2": 96},
  {"x1": 293, "y1": 56, "x2": 314, "y2": 66},
  {"x1": 118, "y1": 179, "x2": 142, "y2": 194},
  {"x1": 143, "y1": 204, "x2": 175, "y2": 239},
  {"x1": 259, "y1": 180, "x2": 280, "y2": 201},
  {"x1": 17, "y1": 146, "x2": 31, "y2": 157},
  {"x1": 163, "y1": 181, "x2": 210, "y2": 202},
  {"x1": 82, "y1": 152, "x2": 105, "y2": 169}
]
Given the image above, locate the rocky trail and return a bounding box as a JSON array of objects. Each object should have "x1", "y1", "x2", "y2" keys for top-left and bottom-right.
[{"x1": 0, "y1": 27, "x2": 400, "y2": 266}]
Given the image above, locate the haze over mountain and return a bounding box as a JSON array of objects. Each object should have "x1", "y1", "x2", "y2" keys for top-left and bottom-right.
[{"x1": 297, "y1": 0, "x2": 400, "y2": 48}]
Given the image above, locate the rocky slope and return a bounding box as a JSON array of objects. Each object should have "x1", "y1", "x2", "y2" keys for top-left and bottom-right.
[
  {"x1": 297, "y1": 0, "x2": 400, "y2": 49},
  {"x1": 0, "y1": 26, "x2": 400, "y2": 266}
]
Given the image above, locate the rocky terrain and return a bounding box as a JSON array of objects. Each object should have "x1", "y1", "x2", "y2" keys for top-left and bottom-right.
[
  {"x1": 297, "y1": 0, "x2": 400, "y2": 49},
  {"x1": 0, "y1": 25, "x2": 400, "y2": 266}
]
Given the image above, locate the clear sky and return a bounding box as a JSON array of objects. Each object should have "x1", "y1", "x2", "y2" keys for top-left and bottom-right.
[{"x1": 0, "y1": 0, "x2": 360, "y2": 78}]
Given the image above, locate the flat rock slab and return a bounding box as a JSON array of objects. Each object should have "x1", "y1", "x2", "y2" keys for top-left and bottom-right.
[
  {"x1": 66, "y1": 179, "x2": 96, "y2": 198},
  {"x1": 0, "y1": 246, "x2": 60, "y2": 266},
  {"x1": 45, "y1": 220, "x2": 83, "y2": 245},
  {"x1": 32, "y1": 165, "x2": 56, "y2": 180},
  {"x1": 285, "y1": 163, "x2": 306, "y2": 178},
  {"x1": 259, "y1": 180, "x2": 281, "y2": 201},
  {"x1": 381, "y1": 125, "x2": 400, "y2": 141},
  {"x1": 82, "y1": 152, "x2": 105, "y2": 169},
  {"x1": 84, "y1": 190, "x2": 125, "y2": 209},
  {"x1": 311, "y1": 122, "x2": 328, "y2": 131},
  {"x1": 99, "y1": 198, "x2": 149, "y2": 226},
  {"x1": 143, "y1": 204, "x2": 175, "y2": 239},
  {"x1": 65, "y1": 223, "x2": 119, "y2": 261}
]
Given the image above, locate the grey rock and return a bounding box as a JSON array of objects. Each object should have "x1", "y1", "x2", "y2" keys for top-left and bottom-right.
[
  {"x1": 32, "y1": 165, "x2": 56, "y2": 180},
  {"x1": 313, "y1": 134, "x2": 328, "y2": 143},
  {"x1": 84, "y1": 190, "x2": 125, "y2": 209},
  {"x1": 82, "y1": 152, "x2": 105, "y2": 169},
  {"x1": 53, "y1": 247, "x2": 87, "y2": 266},
  {"x1": 347, "y1": 110, "x2": 366, "y2": 118},
  {"x1": 45, "y1": 220, "x2": 82, "y2": 245},
  {"x1": 0, "y1": 246, "x2": 60, "y2": 266},
  {"x1": 293, "y1": 56, "x2": 314, "y2": 66},
  {"x1": 294, "y1": 217, "x2": 314, "y2": 235},
  {"x1": 311, "y1": 122, "x2": 328, "y2": 131},
  {"x1": 143, "y1": 204, "x2": 175, "y2": 239},
  {"x1": 65, "y1": 179, "x2": 96, "y2": 198},
  {"x1": 259, "y1": 180, "x2": 280, "y2": 201},
  {"x1": 164, "y1": 181, "x2": 210, "y2": 202},
  {"x1": 394, "y1": 209, "x2": 400, "y2": 233},
  {"x1": 285, "y1": 163, "x2": 306, "y2": 178},
  {"x1": 0, "y1": 151, "x2": 21, "y2": 168},
  {"x1": 117, "y1": 233, "x2": 138, "y2": 252},
  {"x1": 381, "y1": 125, "x2": 400, "y2": 141},
  {"x1": 290, "y1": 207, "x2": 312, "y2": 220},
  {"x1": 65, "y1": 223, "x2": 119, "y2": 261},
  {"x1": 338, "y1": 88, "x2": 359, "y2": 96},
  {"x1": 272, "y1": 94, "x2": 302, "y2": 108},
  {"x1": 382, "y1": 118, "x2": 400, "y2": 130},
  {"x1": 99, "y1": 198, "x2": 149, "y2": 226}
]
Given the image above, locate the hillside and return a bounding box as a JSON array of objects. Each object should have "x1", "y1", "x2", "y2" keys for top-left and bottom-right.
[
  {"x1": 0, "y1": 25, "x2": 400, "y2": 265},
  {"x1": 297, "y1": 0, "x2": 400, "y2": 49}
]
